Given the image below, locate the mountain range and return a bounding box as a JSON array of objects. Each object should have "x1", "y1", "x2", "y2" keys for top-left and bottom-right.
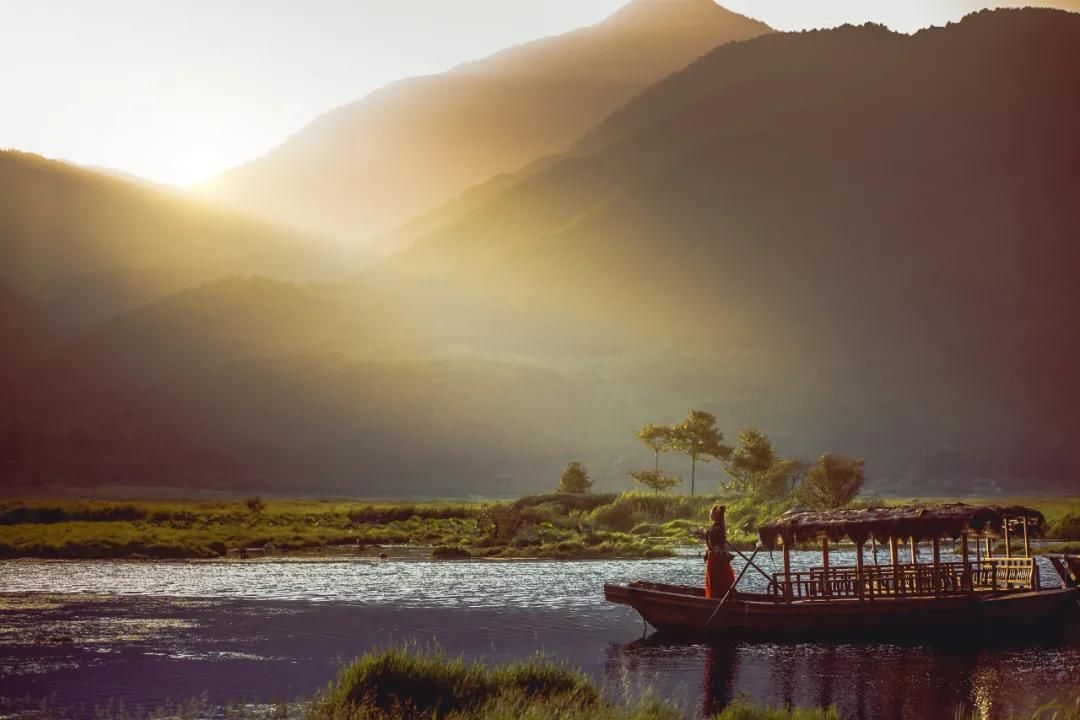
[
  {"x1": 2, "y1": 3, "x2": 1079, "y2": 497},
  {"x1": 196, "y1": 0, "x2": 772, "y2": 245}
]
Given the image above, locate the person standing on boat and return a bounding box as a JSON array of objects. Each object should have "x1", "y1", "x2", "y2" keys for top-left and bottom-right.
[{"x1": 705, "y1": 505, "x2": 736, "y2": 599}]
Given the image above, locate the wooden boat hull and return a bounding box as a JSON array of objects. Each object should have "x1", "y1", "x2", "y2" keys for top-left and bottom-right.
[{"x1": 605, "y1": 582, "x2": 1080, "y2": 639}]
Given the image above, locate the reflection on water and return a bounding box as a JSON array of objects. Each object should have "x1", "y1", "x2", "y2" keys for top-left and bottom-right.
[{"x1": 1, "y1": 556, "x2": 1077, "y2": 719}]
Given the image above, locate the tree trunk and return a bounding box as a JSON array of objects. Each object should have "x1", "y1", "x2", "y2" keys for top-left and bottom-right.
[{"x1": 690, "y1": 455, "x2": 696, "y2": 497}]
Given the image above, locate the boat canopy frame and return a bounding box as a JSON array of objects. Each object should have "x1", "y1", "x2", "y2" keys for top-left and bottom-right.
[{"x1": 758, "y1": 503, "x2": 1045, "y2": 550}]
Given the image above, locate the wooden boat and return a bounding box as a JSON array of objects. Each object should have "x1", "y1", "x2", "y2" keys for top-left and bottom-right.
[{"x1": 605, "y1": 504, "x2": 1080, "y2": 638}]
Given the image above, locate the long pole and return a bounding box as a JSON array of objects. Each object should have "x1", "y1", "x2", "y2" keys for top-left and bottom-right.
[{"x1": 727, "y1": 542, "x2": 774, "y2": 587}]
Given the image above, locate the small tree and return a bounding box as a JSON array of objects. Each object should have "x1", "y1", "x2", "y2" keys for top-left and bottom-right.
[
  {"x1": 629, "y1": 469, "x2": 682, "y2": 494},
  {"x1": 558, "y1": 462, "x2": 593, "y2": 494},
  {"x1": 799, "y1": 454, "x2": 865, "y2": 509},
  {"x1": 635, "y1": 423, "x2": 675, "y2": 472},
  {"x1": 245, "y1": 496, "x2": 265, "y2": 514},
  {"x1": 723, "y1": 428, "x2": 806, "y2": 499},
  {"x1": 671, "y1": 410, "x2": 731, "y2": 497},
  {"x1": 724, "y1": 427, "x2": 778, "y2": 494}
]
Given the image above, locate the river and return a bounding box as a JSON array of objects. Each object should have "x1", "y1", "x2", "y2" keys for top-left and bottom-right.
[{"x1": 2, "y1": 552, "x2": 1077, "y2": 719}]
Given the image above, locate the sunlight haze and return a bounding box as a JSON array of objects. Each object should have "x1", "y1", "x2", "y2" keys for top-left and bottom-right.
[{"x1": 2, "y1": 0, "x2": 1077, "y2": 186}]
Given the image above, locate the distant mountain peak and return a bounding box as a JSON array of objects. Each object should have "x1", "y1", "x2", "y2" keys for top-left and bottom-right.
[{"x1": 603, "y1": 0, "x2": 761, "y2": 30}]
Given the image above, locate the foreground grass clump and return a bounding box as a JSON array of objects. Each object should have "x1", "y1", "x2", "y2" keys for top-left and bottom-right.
[
  {"x1": 309, "y1": 647, "x2": 856, "y2": 720},
  {"x1": 311, "y1": 647, "x2": 608, "y2": 719},
  {"x1": 714, "y1": 703, "x2": 841, "y2": 720}
]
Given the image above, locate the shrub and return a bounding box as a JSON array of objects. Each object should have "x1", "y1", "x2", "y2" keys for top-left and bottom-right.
[
  {"x1": 590, "y1": 501, "x2": 646, "y2": 533},
  {"x1": 0, "y1": 503, "x2": 146, "y2": 525},
  {"x1": 347, "y1": 503, "x2": 477, "y2": 525},
  {"x1": 1054, "y1": 513, "x2": 1080, "y2": 540},
  {"x1": 245, "y1": 497, "x2": 265, "y2": 514},
  {"x1": 797, "y1": 454, "x2": 864, "y2": 509},
  {"x1": 644, "y1": 546, "x2": 676, "y2": 559},
  {"x1": 431, "y1": 545, "x2": 471, "y2": 560}
]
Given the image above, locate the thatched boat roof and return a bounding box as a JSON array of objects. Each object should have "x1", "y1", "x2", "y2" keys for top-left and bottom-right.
[{"x1": 758, "y1": 504, "x2": 1045, "y2": 549}]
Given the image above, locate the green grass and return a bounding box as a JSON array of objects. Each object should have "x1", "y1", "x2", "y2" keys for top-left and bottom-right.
[
  {"x1": 0, "y1": 496, "x2": 684, "y2": 560},
  {"x1": 714, "y1": 704, "x2": 841, "y2": 720},
  {"x1": 307, "y1": 646, "x2": 848, "y2": 719},
  {"x1": 311, "y1": 646, "x2": 603, "y2": 719},
  {"x1": 3, "y1": 494, "x2": 1076, "y2": 561}
]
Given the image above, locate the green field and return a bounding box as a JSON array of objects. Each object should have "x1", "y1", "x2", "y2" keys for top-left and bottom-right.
[{"x1": 0, "y1": 494, "x2": 1076, "y2": 561}]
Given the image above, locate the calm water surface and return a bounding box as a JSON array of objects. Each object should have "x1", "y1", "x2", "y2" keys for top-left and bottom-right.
[{"x1": 2, "y1": 552, "x2": 1077, "y2": 719}]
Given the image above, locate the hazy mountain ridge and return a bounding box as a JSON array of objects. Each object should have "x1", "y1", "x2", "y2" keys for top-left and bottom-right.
[
  {"x1": 0, "y1": 151, "x2": 346, "y2": 326},
  {"x1": 381, "y1": 8, "x2": 1080, "y2": 488},
  {"x1": 197, "y1": 0, "x2": 773, "y2": 243},
  {"x1": 4, "y1": 8, "x2": 1079, "y2": 495}
]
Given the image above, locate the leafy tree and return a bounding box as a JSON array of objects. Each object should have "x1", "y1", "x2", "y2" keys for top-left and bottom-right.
[
  {"x1": 635, "y1": 423, "x2": 675, "y2": 472},
  {"x1": 629, "y1": 469, "x2": 682, "y2": 494},
  {"x1": 724, "y1": 427, "x2": 778, "y2": 493},
  {"x1": 558, "y1": 461, "x2": 593, "y2": 494},
  {"x1": 798, "y1": 454, "x2": 865, "y2": 509},
  {"x1": 671, "y1": 410, "x2": 731, "y2": 497},
  {"x1": 722, "y1": 428, "x2": 808, "y2": 499},
  {"x1": 756, "y1": 458, "x2": 809, "y2": 499}
]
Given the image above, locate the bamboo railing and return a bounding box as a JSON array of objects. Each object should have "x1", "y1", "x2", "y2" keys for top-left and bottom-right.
[{"x1": 769, "y1": 557, "x2": 1037, "y2": 602}]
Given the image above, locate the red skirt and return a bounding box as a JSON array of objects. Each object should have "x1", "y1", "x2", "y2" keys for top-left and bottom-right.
[{"x1": 705, "y1": 549, "x2": 736, "y2": 599}]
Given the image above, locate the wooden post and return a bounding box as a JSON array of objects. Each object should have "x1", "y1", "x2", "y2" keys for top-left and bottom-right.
[
  {"x1": 783, "y1": 540, "x2": 793, "y2": 603},
  {"x1": 1004, "y1": 518, "x2": 1012, "y2": 559},
  {"x1": 932, "y1": 536, "x2": 941, "y2": 595},
  {"x1": 908, "y1": 537, "x2": 918, "y2": 595},
  {"x1": 985, "y1": 536, "x2": 992, "y2": 559},
  {"x1": 856, "y1": 540, "x2": 866, "y2": 600},
  {"x1": 890, "y1": 537, "x2": 901, "y2": 596},
  {"x1": 872, "y1": 537, "x2": 879, "y2": 565},
  {"x1": 961, "y1": 533, "x2": 971, "y2": 592},
  {"x1": 1022, "y1": 518, "x2": 1031, "y2": 559},
  {"x1": 822, "y1": 537, "x2": 830, "y2": 598}
]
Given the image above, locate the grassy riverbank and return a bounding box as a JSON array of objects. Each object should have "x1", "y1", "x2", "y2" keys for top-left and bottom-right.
[
  {"x1": 1, "y1": 494, "x2": 1076, "y2": 561},
  {"x1": 0, "y1": 494, "x2": 719, "y2": 560}
]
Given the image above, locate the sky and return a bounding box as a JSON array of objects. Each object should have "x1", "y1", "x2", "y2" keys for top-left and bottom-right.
[{"x1": 2, "y1": 0, "x2": 1077, "y2": 187}]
